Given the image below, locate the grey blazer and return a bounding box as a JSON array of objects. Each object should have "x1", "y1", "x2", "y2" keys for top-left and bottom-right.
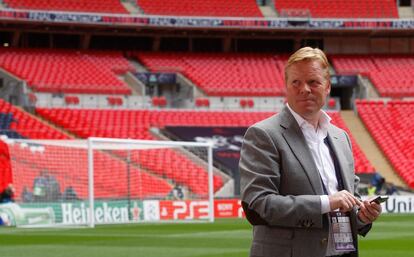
[{"x1": 240, "y1": 107, "x2": 371, "y2": 257}]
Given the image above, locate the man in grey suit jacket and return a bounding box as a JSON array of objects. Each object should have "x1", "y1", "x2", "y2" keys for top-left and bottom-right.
[{"x1": 240, "y1": 47, "x2": 381, "y2": 257}]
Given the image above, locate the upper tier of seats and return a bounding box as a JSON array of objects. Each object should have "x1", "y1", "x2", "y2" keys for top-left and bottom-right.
[
  {"x1": 135, "y1": 52, "x2": 287, "y2": 96},
  {"x1": 137, "y1": 0, "x2": 263, "y2": 17},
  {"x1": 6, "y1": 50, "x2": 414, "y2": 98},
  {"x1": 275, "y1": 0, "x2": 398, "y2": 18},
  {"x1": 332, "y1": 55, "x2": 414, "y2": 98},
  {"x1": 36, "y1": 108, "x2": 375, "y2": 174},
  {"x1": 3, "y1": 0, "x2": 128, "y2": 14},
  {"x1": 356, "y1": 100, "x2": 414, "y2": 188},
  {"x1": 0, "y1": 49, "x2": 134, "y2": 95}
]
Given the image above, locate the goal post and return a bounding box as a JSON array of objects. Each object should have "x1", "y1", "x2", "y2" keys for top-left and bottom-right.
[{"x1": 3, "y1": 137, "x2": 216, "y2": 228}]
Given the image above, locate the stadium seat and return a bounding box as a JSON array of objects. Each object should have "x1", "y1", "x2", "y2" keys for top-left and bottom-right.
[
  {"x1": 247, "y1": 99, "x2": 254, "y2": 108},
  {"x1": 152, "y1": 96, "x2": 167, "y2": 107},
  {"x1": 328, "y1": 98, "x2": 336, "y2": 109},
  {"x1": 240, "y1": 99, "x2": 247, "y2": 108},
  {"x1": 195, "y1": 98, "x2": 210, "y2": 108},
  {"x1": 107, "y1": 97, "x2": 123, "y2": 106},
  {"x1": 64, "y1": 96, "x2": 80, "y2": 105}
]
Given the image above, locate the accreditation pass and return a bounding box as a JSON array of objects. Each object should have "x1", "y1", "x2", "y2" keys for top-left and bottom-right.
[{"x1": 329, "y1": 212, "x2": 356, "y2": 251}]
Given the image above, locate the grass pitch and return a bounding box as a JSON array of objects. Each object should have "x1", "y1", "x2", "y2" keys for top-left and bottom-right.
[{"x1": 0, "y1": 214, "x2": 413, "y2": 257}]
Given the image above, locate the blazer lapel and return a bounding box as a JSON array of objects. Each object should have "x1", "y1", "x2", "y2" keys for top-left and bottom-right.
[
  {"x1": 280, "y1": 108, "x2": 324, "y2": 195},
  {"x1": 327, "y1": 127, "x2": 353, "y2": 192}
]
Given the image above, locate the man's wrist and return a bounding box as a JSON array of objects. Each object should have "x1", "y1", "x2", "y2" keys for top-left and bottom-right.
[{"x1": 320, "y1": 195, "x2": 330, "y2": 214}]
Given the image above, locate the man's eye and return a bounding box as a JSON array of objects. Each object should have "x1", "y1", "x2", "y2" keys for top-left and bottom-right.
[{"x1": 309, "y1": 80, "x2": 321, "y2": 87}]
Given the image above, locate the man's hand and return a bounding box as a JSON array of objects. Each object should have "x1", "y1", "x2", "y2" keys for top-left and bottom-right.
[
  {"x1": 358, "y1": 200, "x2": 382, "y2": 224},
  {"x1": 328, "y1": 190, "x2": 361, "y2": 212}
]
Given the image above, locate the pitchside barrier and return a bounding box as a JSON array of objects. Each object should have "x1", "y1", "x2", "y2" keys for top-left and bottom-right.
[{"x1": 2, "y1": 137, "x2": 216, "y2": 227}]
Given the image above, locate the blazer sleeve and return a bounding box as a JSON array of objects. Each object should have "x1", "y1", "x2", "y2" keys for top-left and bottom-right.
[
  {"x1": 240, "y1": 125, "x2": 323, "y2": 229},
  {"x1": 345, "y1": 131, "x2": 373, "y2": 236}
]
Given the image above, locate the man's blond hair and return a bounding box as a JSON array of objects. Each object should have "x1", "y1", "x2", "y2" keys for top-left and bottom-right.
[{"x1": 284, "y1": 47, "x2": 330, "y2": 82}]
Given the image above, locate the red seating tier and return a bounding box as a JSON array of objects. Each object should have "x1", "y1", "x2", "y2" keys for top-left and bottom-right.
[
  {"x1": 135, "y1": 52, "x2": 287, "y2": 97},
  {"x1": 9, "y1": 143, "x2": 172, "y2": 200},
  {"x1": 0, "y1": 99, "x2": 172, "y2": 199},
  {"x1": 4, "y1": 0, "x2": 128, "y2": 14},
  {"x1": 332, "y1": 55, "x2": 414, "y2": 98},
  {"x1": 0, "y1": 49, "x2": 134, "y2": 95},
  {"x1": 356, "y1": 100, "x2": 414, "y2": 188},
  {"x1": 275, "y1": 0, "x2": 398, "y2": 18},
  {"x1": 137, "y1": 0, "x2": 263, "y2": 17},
  {"x1": 36, "y1": 108, "x2": 375, "y2": 179},
  {"x1": 0, "y1": 99, "x2": 68, "y2": 139}
]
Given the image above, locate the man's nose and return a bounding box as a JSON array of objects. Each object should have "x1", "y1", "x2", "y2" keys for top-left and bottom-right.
[{"x1": 299, "y1": 83, "x2": 311, "y2": 94}]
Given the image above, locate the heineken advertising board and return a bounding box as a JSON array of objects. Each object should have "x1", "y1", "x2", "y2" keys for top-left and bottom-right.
[{"x1": 2, "y1": 197, "x2": 412, "y2": 227}]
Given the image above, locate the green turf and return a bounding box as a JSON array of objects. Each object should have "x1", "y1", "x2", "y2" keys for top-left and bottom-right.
[{"x1": 0, "y1": 214, "x2": 413, "y2": 257}]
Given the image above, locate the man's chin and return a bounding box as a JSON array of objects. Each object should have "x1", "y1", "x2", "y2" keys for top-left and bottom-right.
[{"x1": 298, "y1": 108, "x2": 319, "y2": 118}]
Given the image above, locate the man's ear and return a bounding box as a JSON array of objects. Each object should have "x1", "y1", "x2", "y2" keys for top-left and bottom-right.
[{"x1": 326, "y1": 81, "x2": 331, "y2": 94}]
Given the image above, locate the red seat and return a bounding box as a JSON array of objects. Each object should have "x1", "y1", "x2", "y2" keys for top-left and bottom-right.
[
  {"x1": 240, "y1": 99, "x2": 247, "y2": 108},
  {"x1": 328, "y1": 98, "x2": 336, "y2": 109},
  {"x1": 247, "y1": 99, "x2": 254, "y2": 108},
  {"x1": 65, "y1": 96, "x2": 79, "y2": 105}
]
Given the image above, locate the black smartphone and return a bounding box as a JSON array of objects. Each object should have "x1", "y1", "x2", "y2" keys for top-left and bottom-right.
[{"x1": 369, "y1": 195, "x2": 389, "y2": 204}]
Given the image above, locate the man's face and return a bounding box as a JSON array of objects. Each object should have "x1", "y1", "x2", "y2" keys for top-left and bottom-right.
[{"x1": 285, "y1": 60, "x2": 331, "y2": 120}]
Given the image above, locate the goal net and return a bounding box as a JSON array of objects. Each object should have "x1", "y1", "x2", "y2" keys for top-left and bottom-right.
[{"x1": 3, "y1": 137, "x2": 215, "y2": 227}]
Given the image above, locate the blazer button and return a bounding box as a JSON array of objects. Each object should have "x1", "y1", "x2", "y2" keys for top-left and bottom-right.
[{"x1": 321, "y1": 238, "x2": 328, "y2": 244}]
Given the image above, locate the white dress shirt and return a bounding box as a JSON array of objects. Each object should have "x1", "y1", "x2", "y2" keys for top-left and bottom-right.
[{"x1": 287, "y1": 104, "x2": 349, "y2": 256}]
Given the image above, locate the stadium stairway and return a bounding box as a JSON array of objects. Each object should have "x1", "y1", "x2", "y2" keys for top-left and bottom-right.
[
  {"x1": 121, "y1": 58, "x2": 148, "y2": 95},
  {"x1": 128, "y1": 58, "x2": 149, "y2": 73},
  {"x1": 340, "y1": 110, "x2": 406, "y2": 188},
  {"x1": 176, "y1": 73, "x2": 208, "y2": 97},
  {"x1": 121, "y1": 0, "x2": 142, "y2": 14},
  {"x1": 398, "y1": 6, "x2": 414, "y2": 18},
  {"x1": 128, "y1": 56, "x2": 205, "y2": 97},
  {"x1": 122, "y1": 73, "x2": 145, "y2": 96},
  {"x1": 258, "y1": 2, "x2": 278, "y2": 17},
  {"x1": 360, "y1": 76, "x2": 380, "y2": 99}
]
